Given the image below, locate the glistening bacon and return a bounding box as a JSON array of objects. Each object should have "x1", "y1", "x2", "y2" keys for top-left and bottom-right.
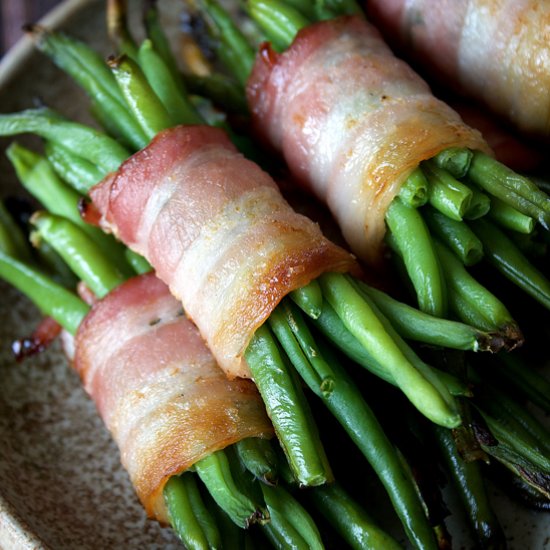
[
  {"x1": 89, "y1": 125, "x2": 357, "y2": 379},
  {"x1": 367, "y1": 0, "x2": 550, "y2": 137},
  {"x1": 247, "y1": 15, "x2": 489, "y2": 265},
  {"x1": 73, "y1": 273, "x2": 273, "y2": 522}
]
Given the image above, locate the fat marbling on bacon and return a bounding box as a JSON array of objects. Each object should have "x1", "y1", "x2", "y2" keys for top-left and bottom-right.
[
  {"x1": 367, "y1": 0, "x2": 550, "y2": 137},
  {"x1": 74, "y1": 273, "x2": 274, "y2": 522},
  {"x1": 89, "y1": 125, "x2": 357, "y2": 380},
  {"x1": 246, "y1": 15, "x2": 489, "y2": 265}
]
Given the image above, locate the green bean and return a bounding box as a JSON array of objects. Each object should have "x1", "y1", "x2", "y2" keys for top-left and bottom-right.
[
  {"x1": 0, "y1": 251, "x2": 88, "y2": 334},
  {"x1": 31, "y1": 26, "x2": 148, "y2": 150},
  {"x1": 355, "y1": 281, "x2": 504, "y2": 352},
  {"x1": 182, "y1": 73, "x2": 249, "y2": 114},
  {"x1": 198, "y1": 0, "x2": 255, "y2": 86},
  {"x1": 468, "y1": 152, "x2": 550, "y2": 228},
  {"x1": 245, "y1": 324, "x2": 333, "y2": 486},
  {"x1": 479, "y1": 386, "x2": 550, "y2": 456},
  {"x1": 7, "y1": 143, "x2": 133, "y2": 276},
  {"x1": 0, "y1": 108, "x2": 129, "y2": 173},
  {"x1": 476, "y1": 409, "x2": 550, "y2": 474},
  {"x1": 352, "y1": 278, "x2": 468, "y2": 398},
  {"x1": 433, "y1": 239, "x2": 520, "y2": 340},
  {"x1": 289, "y1": 279, "x2": 323, "y2": 318},
  {"x1": 138, "y1": 39, "x2": 204, "y2": 126},
  {"x1": 106, "y1": 0, "x2": 139, "y2": 59},
  {"x1": 314, "y1": 0, "x2": 362, "y2": 18},
  {"x1": 32, "y1": 239, "x2": 78, "y2": 288},
  {"x1": 124, "y1": 249, "x2": 152, "y2": 275},
  {"x1": 184, "y1": 475, "x2": 225, "y2": 549},
  {"x1": 0, "y1": 201, "x2": 32, "y2": 262},
  {"x1": 488, "y1": 196, "x2": 535, "y2": 234},
  {"x1": 269, "y1": 302, "x2": 336, "y2": 395},
  {"x1": 432, "y1": 147, "x2": 473, "y2": 178},
  {"x1": 278, "y1": 0, "x2": 317, "y2": 19},
  {"x1": 164, "y1": 475, "x2": 222, "y2": 550},
  {"x1": 493, "y1": 353, "x2": 550, "y2": 414},
  {"x1": 470, "y1": 218, "x2": 550, "y2": 310},
  {"x1": 108, "y1": 55, "x2": 173, "y2": 140},
  {"x1": 312, "y1": 300, "x2": 395, "y2": 385},
  {"x1": 319, "y1": 272, "x2": 459, "y2": 428},
  {"x1": 422, "y1": 160, "x2": 473, "y2": 221},
  {"x1": 509, "y1": 231, "x2": 547, "y2": 259},
  {"x1": 260, "y1": 483, "x2": 324, "y2": 550},
  {"x1": 234, "y1": 437, "x2": 278, "y2": 485},
  {"x1": 463, "y1": 187, "x2": 490, "y2": 220},
  {"x1": 471, "y1": 377, "x2": 550, "y2": 472},
  {"x1": 143, "y1": 0, "x2": 188, "y2": 96},
  {"x1": 207, "y1": 497, "x2": 248, "y2": 550},
  {"x1": 270, "y1": 302, "x2": 438, "y2": 549},
  {"x1": 312, "y1": 298, "x2": 470, "y2": 397},
  {"x1": 194, "y1": 449, "x2": 268, "y2": 527},
  {"x1": 386, "y1": 197, "x2": 448, "y2": 317},
  {"x1": 44, "y1": 141, "x2": 104, "y2": 194},
  {"x1": 31, "y1": 212, "x2": 125, "y2": 298},
  {"x1": 248, "y1": 0, "x2": 308, "y2": 51},
  {"x1": 423, "y1": 205, "x2": 483, "y2": 266},
  {"x1": 351, "y1": 275, "x2": 469, "y2": 395},
  {"x1": 261, "y1": 514, "x2": 306, "y2": 549},
  {"x1": 8, "y1": 142, "x2": 85, "y2": 222},
  {"x1": 398, "y1": 167, "x2": 429, "y2": 208},
  {"x1": 87, "y1": 98, "x2": 130, "y2": 144},
  {"x1": 308, "y1": 482, "x2": 402, "y2": 550},
  {"x1": 433, "y1": 425, "x2": 506, "y2": 549},
  {"x1": 492, "y1": 454, "x2": 550, "y2": 501}
]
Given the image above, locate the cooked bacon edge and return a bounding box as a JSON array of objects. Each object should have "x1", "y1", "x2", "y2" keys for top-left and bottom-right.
[
  {"x1": 247, "y1": 15, "x2": 489, "y2": 265},
  {"x1": 90, "y1": 125, "x2": 357, "y2": 379},
  {"x1": 367, "y1": 0, "x2": 550, "y2": 136},
  {"x1": 74, "y1": 273, "x2": 274, "y2": 522}
]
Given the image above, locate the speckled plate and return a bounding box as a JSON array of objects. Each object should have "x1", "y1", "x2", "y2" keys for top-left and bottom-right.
[{"x1": 0, "y1": 1, "x2": 549, "y2": 549}]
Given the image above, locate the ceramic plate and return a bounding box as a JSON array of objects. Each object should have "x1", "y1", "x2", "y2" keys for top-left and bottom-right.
[{"x1": 0, "y1": 1, "x2": 548, "y2": 548}]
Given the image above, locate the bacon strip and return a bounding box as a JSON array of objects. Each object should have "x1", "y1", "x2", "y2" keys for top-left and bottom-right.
[
  {"x1": 74, "y1": 273, "x2": 273, "y2": 522},
  {"x1": 90, "y1": 125, "x2": 357, "y2": 379},
  {"x1": 367, "y1": 0, "x2": 550, "y2": 137},
  {"x1": 247, "y1": 16, "x2": 489, "y2": 265}
]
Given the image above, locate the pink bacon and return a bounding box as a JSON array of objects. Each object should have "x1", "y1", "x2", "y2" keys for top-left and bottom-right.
[
  {"x1": 89, "y1": 124, "x2": 357, "y2": 379},
  {"x1": 367, "y1": 0, "x2": 550, "y2": 137},
  {"x1": 73, "y1": 273, "x2": 273, "y2": 522},
  {"x1": 247, "y1": 15, "x2": 488, "y2": 265}
]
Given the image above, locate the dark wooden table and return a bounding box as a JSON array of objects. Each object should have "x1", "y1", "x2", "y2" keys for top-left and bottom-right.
[{"x1": 0, "y1": 0, "x2": 62, "y2": 55}]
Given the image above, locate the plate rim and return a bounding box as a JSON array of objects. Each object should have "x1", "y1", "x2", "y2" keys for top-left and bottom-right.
[{"x1": 0, "y1": 0, "x2": 98, "y2": 89}]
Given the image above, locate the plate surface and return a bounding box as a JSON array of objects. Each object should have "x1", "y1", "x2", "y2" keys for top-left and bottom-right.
[{"x1": 0, "y1": 1, "x2": 549, "y2": 549}]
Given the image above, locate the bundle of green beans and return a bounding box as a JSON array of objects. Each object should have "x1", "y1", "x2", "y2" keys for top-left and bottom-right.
[
  {"x1": 0, "y1": 10, "x2": 490, "y2": 548},
  {"x1": 0, "y1": 3, "x2": 548, "y2": 548},
  {"x1": 3, "y1": 142, "x2": 437, "y2": 549},
  {"x1": 181, "y1": 2, "x2": 550, "y2": 542},
  {"x1": 0, "y1": 178, "x2": 406, "y2": 549},
  {"x1": 3, "y1": 4, "x2": 549, "y2": 546},
  {"x1": 188, "y1": 0, "x2": 550, "y2": 339}
]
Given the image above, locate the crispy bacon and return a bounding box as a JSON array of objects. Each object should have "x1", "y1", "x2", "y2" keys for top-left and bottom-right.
[
  {"x1": 89, "y1": 125, "x2": 357, "y2": 379},
  {"x1": 74, "y1": 273, "x2": 273, "y2": 522},
  {"x1": 367, "y1": 0, "x2": 550, "y2": 137},
  {"x1": 247, "y1": 16, "x2": 489, "y2": 265}
]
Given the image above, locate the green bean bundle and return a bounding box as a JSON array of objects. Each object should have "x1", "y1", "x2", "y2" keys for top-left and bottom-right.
[{"x1": 191, "y1": 0, "x2": 550, "y2": 345}]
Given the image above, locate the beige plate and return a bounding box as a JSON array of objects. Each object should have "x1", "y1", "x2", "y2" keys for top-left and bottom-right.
[{"x1": 0, "y1": 1, "x2": 549, "y2": 548}]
